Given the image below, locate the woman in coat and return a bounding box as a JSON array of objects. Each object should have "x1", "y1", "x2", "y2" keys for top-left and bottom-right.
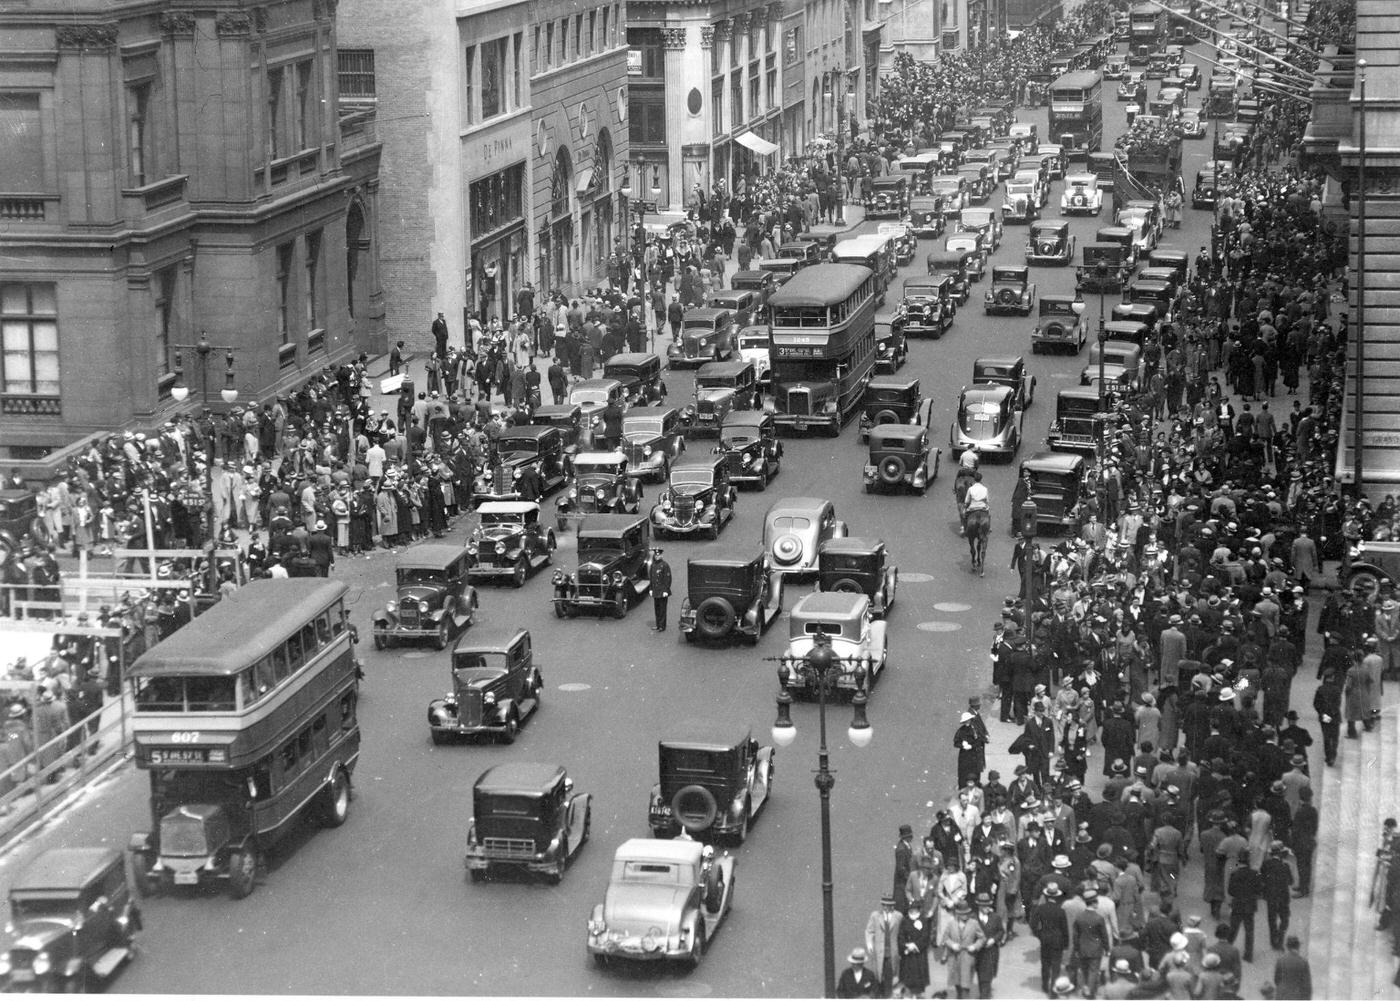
[
  {"x1": 896, "y1": 902, "x2": 931, "y2": 997},
  {"x1": 937, "y1": 900, "x2": 986, "y2": 997}
]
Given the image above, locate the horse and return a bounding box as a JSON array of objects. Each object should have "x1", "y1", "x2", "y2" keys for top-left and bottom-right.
[
  {"x1": 965, "y1": 509, "x2": 991, "y2": 576},
  {"x1": 953, "y1": 456, "x2": 979, "y2": 536}
]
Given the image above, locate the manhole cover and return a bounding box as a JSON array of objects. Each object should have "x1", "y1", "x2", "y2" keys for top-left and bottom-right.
[
  {"x1": 658, "y1": 983, "x2": 712, "y2": 997},
  {"x1": 917, "y1": 621, "x2": 962, "y2": 632},
  {"x1": 558, "y1": 682, "x2": 591, "y2": 692},
  {"x1": 933, "y1": 601, "x2": 972, "y2": 612},
  {"x1": 901, "y1": 572, "x2": 936, "y2": 583},
  {"x1": 400, "y1": 651, "x2": 432, "y2": 659}
]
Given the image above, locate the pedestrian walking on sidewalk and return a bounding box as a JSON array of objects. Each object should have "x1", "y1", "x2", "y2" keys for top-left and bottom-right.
[
  {"x1": 1314, "y1": 671, "x2": 1343, "y2": 764},
  {"x1": 1227, "y1": 850, "x2": 1263, "y2": 963},
  {"x1": 1272, "y1": 935, "x2": 1312, "y2": 1000}
]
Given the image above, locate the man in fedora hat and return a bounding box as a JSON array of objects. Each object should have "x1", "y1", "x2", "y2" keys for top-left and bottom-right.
[
  {"x1": 1030, "y1": 881, "x2": 1070, "y2": 996},
  {"x1": 836, "y1": 946, "x2": 881, "y2": 998},
  {"x1": 864, "y1": 892, "x2": 901, "y2": 996},
  {"x1": 938, "y1": 897, "x2": 986, "y2": 999}
]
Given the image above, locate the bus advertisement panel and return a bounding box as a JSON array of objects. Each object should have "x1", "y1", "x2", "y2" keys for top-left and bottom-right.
[
  {"x1": 768, "y1": 264, "x2": 878, "y2": 434},
  {"x1": 1049, "y1": 71, "x2": 1105, "y2": 160}
]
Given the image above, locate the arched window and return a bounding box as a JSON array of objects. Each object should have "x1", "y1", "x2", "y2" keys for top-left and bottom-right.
[
  {"x1": 551, "y1": 146, "x2": 573, "y2": 218},
  {"x1": 345, "y1": 200, "x2": 366, "y2": 319}
]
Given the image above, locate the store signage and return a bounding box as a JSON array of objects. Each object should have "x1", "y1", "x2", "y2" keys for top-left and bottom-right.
[
  {"x1": 627, "y1": 49, "x2": 642, "y2": 75},
  {"x1": 471, "y1": 119, "x2": 530, "y2": 176}
]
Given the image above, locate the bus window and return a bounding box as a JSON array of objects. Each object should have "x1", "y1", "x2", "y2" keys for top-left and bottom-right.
[
  {"x1": 254, "y1": 656, "x2": 276, "y2": 696},
  {"x1": 315, "y1": 613, "x2": 333, "y2": 646},
  {"x1": 286, "y1": 632, "x2": 304, "y2": 672},
  {"x1": 271, "y1": 645, "x2": 290, "y2": 683},
  {"x1": 136, "y1": 677, "x2": 185, "y2": 712},
  {"x1": 186, "y1": 676, "x2": 236, "y2": 712},
  {"x1": 297, "y1": 728, "x2": 312, "y2": 759},
  {"x1": 339, "y1": 690, "x2": 358, "y2": 732},
  {"x1": 331, "y1": 603, "x2": 346, "y2": 635},
  {"x1": 238, "y1": 670, "x2": 257, "y2": 708},
  {"x1": 279, "y1": 740, "x2": 298, "y2": 777},
  {"x1": 312, "y1": 714, "x2": 329, "y2": 756},
  {"x1": 301, "y1": 623, "x2": 319, "y2": 659}
]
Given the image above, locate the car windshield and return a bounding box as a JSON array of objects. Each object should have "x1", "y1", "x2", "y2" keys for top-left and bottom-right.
[
  {"x1": 570, "y1": 388, "x2": 610, "y2": 406},
  {"x1": 454, "y1": 651, "x2": 509, "y2": 671},
  {"x1": 480, "y1": 512, "x2": 526, "y2": 528},
  {"x1": 624, "y1": 418, "x2": 664, "y2": 436},
  {"x1": 579, "y1": 536, "x2": 626, "y2": 557},
  {"x1": 962, "y1": 210, "x2": 992, "y2": 227},
  {"x1": 738, "y1": 334, "x2": 769, "y2": 351},
  {"x1": 684, "y1": 318, "x2": 719, "y2": 331},
  {"x1": 672, "y1": 469, "x2": 714, "y2": 488},
  {"x1": 574, "y1": 460, "x2": 624, "y2": 477},
  {"x1": 482, "y1": 794, "x2": 541, "y2": 819},
  {"x1": 1007, "y1": 183, "x2": 1034, "y2": 195},
  {"x1": 803, "y1": 621, "x2": 848, "y2": 637},
  {"x1": 11, "y1": 899, "x2": 79, "y2": 922},
  {"x1": 497, "y1": 437, "x2": 541, "y2": 453},
  {"x1": 724, "y1": 430, "x2": 759, "y2": 447},
  {"x1": 697, "y1": 375, "x2": 738, "y2": 389},
  {"x1": 398, "y1": 568, "x2": 447, "y2": 586},
  {"x1": 976, "y1": 365, "x2": 1014, "y2": 380},
  {"x1": 1042, "y1": 301, "x2": 1076, "y2": 315},
  {"x1": 992, "y1": 269, "x2": 1024, "y2": 283}
]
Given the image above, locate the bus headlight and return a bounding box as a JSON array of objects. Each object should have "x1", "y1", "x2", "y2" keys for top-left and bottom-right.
[{"x1": 32, "y1": 952, "x2": 51, "y2": 975}]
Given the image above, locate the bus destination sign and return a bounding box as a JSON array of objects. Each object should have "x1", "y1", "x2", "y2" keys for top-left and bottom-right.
[{"x1": 145, "y1": 746, "x2": 228, "y2": 766}]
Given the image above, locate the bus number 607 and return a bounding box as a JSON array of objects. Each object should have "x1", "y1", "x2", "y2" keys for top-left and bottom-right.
[{"x1": 169, "y1": 731, "x2": 201, "y2": 743}]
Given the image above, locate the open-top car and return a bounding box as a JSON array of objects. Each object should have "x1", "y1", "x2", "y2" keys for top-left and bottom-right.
[
  {"x1": 1077, "y1": 243, "x2": 1132, "y2": 294},
  {"x1": 586, "y1": 837, "x2": 735, "y2": 969},
  {"x1": 1018, "y1": 452, "x2": 1087, "y2": 531},
  {"x1": 817, "y1": 537, "x2": 898, "y2": 618},
  {"x1": 649, "y1": 727, "x2": 774, "y2": 843},
  {"x1": 1032, "y1": 294, "x2": 1088, "y2": 354},
  {"x1": 951, "y1": 383, "x2": 1023, "y2": 459},
  {"x1": 857, "y1": 376, "x2": 925, "y2": 443},
  {"x1": 973, "y1": 355, "x2": 1035, "y2": 409},
  {"x1": 604, "y1": 353, "x2": 667, "y2": 406},
  {"x1": 1026, "y1": 221, "x2": 1075, "y2": 265},
  {"x1": 1, "y1": 847, "x2": 139, "y2": 993},
  {"x1": 717, "y1": 410, "x2": 782, "y2": 489},
  {"x1": 467, "y1": 502, "x2": 557, "y2": 587},
  {"x1": 764, "y1": 497, "x2": 846, "y2": 577},
  {"x1": 1060, "y1": 173, "x2": 1103, "y2": 215},
  {"x1": 473, "y1": 425, "x2": 568, "y2": 504},
  {"x1": 464, "y1": 762, "x2": 589, "y2": 883},
  {"x1": 864, "y1": 425, "x2": 938, "y2": 495},
  {"x1": 957, "y1": 206, "x2": 1004, "y2": 252},
  {"x1": 430, "y1": 628, "x2": 543, "y2": 744},
  {"x1": 555, "y1": 451, "x2": 643, "y2": 531},
  {"x1": 944, "y1": 232, "x2": 988, "y2": 282},
  {"x1": 685, "y1": 360, "x2": 760, "y2": 436},
  {"x1": 733, "y1": 324, "x2": 772, "y2": 385},
  {"x1": 668, "y1": 308, "x2": 737, "y2": 368},
  {"x1": 924, "y1": 251, "x2": 973, "y2": 306},
  {"x1": 620, "y1": 406, "x2": 688, "y2": 483},
  {"x1": 552, "y1": 514, "x2": 653, "y2": 619},
  {"x1": 779, "y1": 592, "x2": 888, "y2": 696},
  {"x1": 650, "y1": 455, "x2": 736, "y2": 540},
  {"x1": 874, "y1": 319, "x2": 908, "y2": 373},
  {"x1": 984, "y1": 264, "x2": 1036, "y2": 316},
  {"x1": 898, "y1": 276, "x2": 958, "y2": 338},
  {"x1": 373, "y1": 544, "x2": 479, "y2": 650},
  {"x1": 679, "y1": 556, "x2": 785, "y2": 645}
]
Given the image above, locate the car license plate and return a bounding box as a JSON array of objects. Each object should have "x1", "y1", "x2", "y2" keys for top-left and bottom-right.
[
  {"x1": 794, "y1": 420, "x2": 807, "y2": 431},
  {"x1": 174, "y1": 871, "x2": 199, "y2": 885},
  {"x1": 10, "y1": 970, "x2": 33, "y2": 983}
]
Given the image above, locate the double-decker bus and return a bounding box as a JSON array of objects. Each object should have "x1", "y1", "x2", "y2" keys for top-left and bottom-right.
[
  {"x1": 767, "y1": 264, "x2": 877, "y2": 435},
  {"x1": 1048, "y1": 71, "x2": 1104, "y2": 161},
  {"x1": 1130, "y1": 2, "x2": 1165, "y2": 45},
  {"x1": 128, "y1": 579, "x2": 361, "y2": 899}
]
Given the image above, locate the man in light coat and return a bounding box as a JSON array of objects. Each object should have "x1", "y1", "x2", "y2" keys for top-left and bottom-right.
[
  {"x1": 864, "y1": 893, "x2": 902, "y2": 997},
  {"x1": 938, "y1": 899, "x2": 986, "y2": 999}
]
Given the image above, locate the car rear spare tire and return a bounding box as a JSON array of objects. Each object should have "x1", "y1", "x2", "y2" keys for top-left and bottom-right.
[
  {"x1": 1044, "y1": 322, "x2": 1064, "y2": 339},
  {"x1": 873, "y1": 409, "x2": 900, "y2": 427},
  {"x1": 997, "y1": 287, "x2": 1018, "y2": 305},
  {"x1": 696, "y1": 596, "x2": 737, "y2": 639},
  {"x1": 831, "y1": 577, "x2": 864, "y2": 593},
  {"x1": 673, "y1": 784, "x2": 719, "y2": 833},
  {"x1": 879, "y1": 456, "x2": 907, "y2": 485}
]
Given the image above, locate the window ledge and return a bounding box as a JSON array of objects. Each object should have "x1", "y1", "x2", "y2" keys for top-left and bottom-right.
[
  {"x1": 122, "y1": 174, "x2": 188, "y2": 210},
  {"x1": 1, "y1": 395, "x2": 62, "y2": 417},
  {"x1": 278, "y1": 342, "x2": 298, "y2": 368},
  {"x1": 307, "y1": 328, "x2": 326, "y2": 353}
]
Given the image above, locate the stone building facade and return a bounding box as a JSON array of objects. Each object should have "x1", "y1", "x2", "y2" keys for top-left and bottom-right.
[{"x1": 0, "y1": 0, "x2": 383, "y2": 467}]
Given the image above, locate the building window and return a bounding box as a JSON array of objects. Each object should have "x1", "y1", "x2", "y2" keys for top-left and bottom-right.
[
  {"x1": 463, "y1": 46, "x2": 476, "y2": 123},
  {"x1": 276, "y1": 243, "x2": 293, "y2": 344},
  {"x1": 730, "y1": 73, "x2": 743, "y2": 128},
  {"x1": 267, "y1": 66, "x2": 284, "y2": 160},
  {"x1": 766, "y1": 54, "x2": 777, "y2": 110},
  {"x1": 155, "y1": 267, "x2": 176, "y2": 384},
  {"x1": 588, "y1": 11, "x2": 596, "y2": 55},
  {"x1": 532, "y1": 26, "x2": 542, "y2": 74},
  {"x1": 575, "y1": 15, "x2": 585, "y2": 59},
  {"x1": 0, "y1": 94, "x2": 44, "y2": 192},
  {"x1": 128, "y1": 83, "x2": 154, "y2": 187},
  {"x1": 712, "y1": 77, "x2": 724, "y2": 135},
  {"x1": 0, "y1": 284, "x2": 60, "y2": 397},
  {"x1": 513, "y1": 32, "x2": 523, "y2": 107},
  {"x1": 469, "y1": 163, "x2": 526, "y2": 237},
  {"x1": 481, "y1": 37, "x2": 506, "y2": 119},
  {"x1": 631, "y1": 90, "x2": 665, "y2": 143},
  {"x1": 785, "y1": 26, "x2": 801, "y2": 66},
  {"x1": 750, "y1": 64, "x2": 760, "y2": 115},
  {"x1": 337, "y1": 48, "x2": 376, "y2": 99},
  {"x1": 295, "y1": 60, "x2": 315, "y2": 151},
  {"x1": 544, "y1": 24, "x2": 553, "y2": 71},
  {"x1": 305, "y1": 230, "x2": 322, "y2": 331},
  {"x1": 601, "y1": 7, "x2": 610, "y2": 48},
  {"x1": 942, "y1": 28, "x2": 959, "y2": 49}
]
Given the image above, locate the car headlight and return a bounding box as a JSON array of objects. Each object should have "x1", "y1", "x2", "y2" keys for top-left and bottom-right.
[
  {"x1": 386, "y1": 600, "x2": 397, "y2": 613},
  {"x1": 589, "y1": 917, "x2": 607, "y2": 936},
  {"x1": 0, "y1": 953, "x2": 10, "y2": 976},
  {"x1": 513, "y1": 468, "x2": 522, "y2": 479},
  {"x1": 643, "y1": 926, "x2": 664, "y2": 952},
  {"x1": 661, "y1": 497, "x2": 672, "y2": 511},
  {"x1": 552, "y1": 569, "x2": 565, "y2": 585},
  {"x1": 569, "y1": 488, "x2": 578, "y2": 498},
  {"x1": 612, "y1": 571, "x2": 626, "y2": 586},
  {"x1": 696, "y1": 499, "x2": 706, "y2": 511},
  {"x1": 32, "y1": 952, "x2": 51, "y2": 975},
  {"x1": 822, "y1": 401, "x2": 838, "y2": 414},
  {"x1": 643, "y1": 445, "x2": 653, "y2": 457},
  {"x1": 594, "y1": 486, "x2": 606, "y2": 499},
  {"x1": 466, "y1": 542, "x2": 478, "y2": 554},
  {"x1": 484, "y1": 691, "x2": 497, "y2": 704},
  {"x1": 494, "y1": 541, "x2": 504, "y2": 554}
]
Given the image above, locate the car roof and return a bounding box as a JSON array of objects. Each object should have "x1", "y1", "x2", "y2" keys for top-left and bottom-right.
[
  {"x1": 1105, "y1": 319, "x2": 1150, "y2": 331},
  {"x1": 574, "y1": 450, "x2": 628, "y2": 463},
  {"x1": 685, "y1": 307, "x2": 731, "y2": 321},
  {"x1": 963, "y1": 383, "x2": 1015, "y2": 404},
  {"x1": 658, "y1": 721, "x2": 754, "y2": 752},
  {"x1": 605, "y1": 352, "x2": 660, "y2": 367},
  {"x1": 722, "y1": 410, "x2": 770, "y2": 429},
  {"x1": 1022, "y1": 452, "x2": 1085, "y2": 474},
  {"x1": 1040, "y1": 293, "x2": 1080, "y2": 305},
  {"x1": 821, "y1": 536, "x2": 886, "y2": 555},
  {"x1": 697, "y1": 360, "x2": 753, "y2": 376},
  {"x1": 454, "y1": 626, "x2": 529, "y2": 654},
  {"x1": 474, "y1": 762, "x2": 565, "y2": 796},
  {"x1": 872, "y1": 175, "x2": 906, "y2": 186},
  {"x1": 975, "y1": 355, "x2": 1023, "y2": 369},
  {"x1": 12, "y1": 848, "x2": 123, "y2": 893},
  {"x1": 497, "y1": 424, "x2": 556, "y2": 440},
  {"x1": 396, "y1": 543, "x2": 471, "y2": 570},
  {"x1": 476, "y1": 501, "x2": 540, "y2": 516},
  {"x1": 614, "y1": 838, "x2": 703, "y2": 866},
  {"x1": 793, "y1": 591, "x2": 870, "y2": 617},
  {"x1": 1065, "y1": 173, "x2": 1096, "y2": 184},
  {"x1": 578, "y1": 513, "x2": 647, "y2": 535},
  {"x1": 1031, "y1": 221, "x2": 1068, "y2": 231},
  {"x1": 672, "y1": 455, "x2": 724, "y2": 473},
  {"x1": 868, "y1": 375, "x2": 919, "y2": 391},
  {"x1": 766, "y1": 496, "x2": 833, "y2": 517},
  {"x1": 533, "y1": 403, "x2": 580, "y2": 416},
  {"x1": 1098, "y1": 226, "x2": 1132, "y2": 236},
  {"x1": 993, "y1": 264, "x2": 1029, "y2": 274},
  {"x1": 1059, "y1": 386, "x2": 1102, "y2": 402},
  {"x1": 869, "y1": 423, "x2": 926, "y2": 441},
  {"x1": 626, "y1": 406, "x2": 680, "y2": 420},
  {"x1": 572, "y1": 378, "x2": 623, "y2": 391}
]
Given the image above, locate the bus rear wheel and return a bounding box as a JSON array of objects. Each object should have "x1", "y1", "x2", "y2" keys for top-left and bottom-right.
[
  {"x1": 320, "y1": 767, "x2": 351, "y2": 828},
  {"x1": 228, "y1": 850, "x2": 256, "y2": 900}
]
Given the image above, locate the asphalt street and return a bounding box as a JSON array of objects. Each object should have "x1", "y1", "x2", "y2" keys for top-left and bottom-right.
[{"x1": 0, "y1": 43, "x2": 1228, "y2": 996}]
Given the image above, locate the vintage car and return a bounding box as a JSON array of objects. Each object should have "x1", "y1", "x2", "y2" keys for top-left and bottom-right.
[
  {"x1": 908, "y1": 195, "x2": 948, "y2": 239},
  {"x1": 1205, "y1": 77, "x2": 1238, "y2": 118},
  {"x1": 1032, "y1": 294, "x2": 1088, "y2": 354},
  {"x1": 764, "y1": 497, "x2": 846, "y2": 577},
  {"x1": 1179, "y1": 62, "x2": 1201, "y2": 89},
  {"x1": 922, "y1": 253, "x2": 972, "y2": 306},
  {"x1": 896, "y1": 276, "x2": 957, "y2": 337},
  {"x1": 685, "y1": 360, "x2": 760, "y2": 436},
  {"x1": 928, "y1": 175, "x2": 968, "y2": 216},
  {"x1": 1127, "y1": 276, "x2": 1178, "y2": 321},
  {"x1": 1115, "y1": 209, "x2": 1157, "y2": 256},
  {"x1": 1037, "y1": 145, "x2": 1067, "y2": 181},
  {"x1": 0, "y1": 488, "x2": 44, "y2": 549},
  {"x1": 467, "y1": 502, "x2": 558, "y2": 587},
  {"x1": 650, "y1": 456, "x2": 736, "y2": 540},
  {"x1": 604, "y1": 353, "x2": 667, "y2": 407},
  {"x1": 984, "y1": 264, "x2": 1036, "y2": 316},
  {"x1": 1193, "y1": 160, "x2": 1234, "y2": 208},
  {"x1": 962, "y1": 148, "x2": 1004, "y2": 188},
  {"x1": 430, "y1": 628, "x2": 543, "y2": 744},
  {"x1": 1007, "y1": 121, "x2": 1038, "y2": 155},
  {"x1": 958, "y1": 163, "x2": 993, "y2": 204},
  {"x1": 474, "y1": 424, "x2": 568, "y2": 504},
  {"x1": 1087, "y1": 150, "x2": 1118, "y2": 191},
  {"x1": 944, "y1": 233, "x2": 988, "y2": 282},
  {"x1": 1343, "y1": 540, "x2": 1400, "y2": 601},
  {"x1": 1081, "y1": 340, "x2": 1143, "y2": 391},
  {"x1": 555, "y1": 451, "x2": 644, "y2": 531},
  {"x1": 1060, "y1": 173, "x2": 1103, "y2": 215},
  {"x1": 1, "y1": 848, "x2": 138, "y2": 992},
  {"x1": 372, "y1": 544, "x2": 479, "y2": 649},
  {"x1": 678, "y1": 557, "x2": 784, "y2": 645},
  {"x1": 877, "y1": 222, "x2": 918, "y2": 266},
  {"x1": 669, "y1": 308, "x2": 737, "y2": 368},
  {"x1": 817, "y1": 537, "x2": 897, "y2": 618},
  {"x1": 864, "y1": 424, "x2": 938, "y2": 495},
  {"x1": 733, "y1": 324, "x2": 772, "y2": 386},
  {"x1": 552, "y1": 513, "x2": 653, "y2": 618},
  {"x1": 874, "y1": 320, "x2": 908, "y2": 374},
  {"x1": 957, "y1": 207, "x2": 1003, "y2": 252},
  {"x1": 1018, "y1": 452, "x2": 1087, "y2": 531},
  {"x1": 951, "y1": 383, "x2": 1023, "y2": 459},
  {"x1": 1237, "y1": 97, "x2": 1261, "y2": 124},
  {"x1": 1103, "y1": 318, "x2": 1153, "y2": 347},
  {"x1": 1095, "y1": 226, "x2": 1142, "y2": 270},
  {"x1": 706, "y1": 290, "x2": 763, "y2": 337},
  {"x1": 779, "y1": 592, "x2": 888, "y2": 695},
  {"x1": 1076, "y1": 243, "x2": 1132, "y2": 294},
  {"x1": 857, "y1": 376, "x2": 924, "y2": 443},
  {"x1": 1002, "y1": 179, "x2": 1040, "y2": 224},
  {"x1": 729, "y1": 269, "x2": 777, "y2": 310},
  {"x1": 865, "y1": 175, "x2": 910, "y2": 218},
  {"x1": 464, "y1": 763, "x2": 590, "y2": 883},
  {"x1": 984, "y1": 138, "x2": 1021, "y2": 180},
  {"x1": 935, "y1": 136, "x2": 965, "y2": 169},
  {"x1": 755, "y1": 258, "x2": 803, "y2": 288},
  {"x1": 1179, "y1": 106, "x2": 1207, "y2": 139},
  {"x1": 1045, "y1": 386, "x2": 1103, "y2": 453},
  {"x1": 1146, "y1": 249, "x2": 1190, "y2": 289},
  {"x1": 648, "y1": 727, "x2": 774, "y2": 840},
  {"x1": 1103, "y1": 55, "x2": 1128, "y2": 79},
  {"x1": 1118, "y1": 70, "x2": 1146, "y2": 100},
  {"x1": 619, "y1": 406, "x2": 688, "y2": 484},
  {"x1": 569, "y1": 378, "x2": 628, "y2": 432},
  {"x1": 973, "y1": 355, "x2": 1034, "y2": 409},
  {"x1": 586, "y1": 837, "x2": 734, "y2": 968},
  {"x1": 1026, "y1": 221, "x2": 1075, "y2": 266},
  {"x1": 718, "y1": 411, "x2": 782, "y2": 489},
  {"x1": 1108, "y1": 304, "x2": 1159, "y2": 338},
  {"x1": 530, "y1": 404, "x2": 587, "y2": 458},
  {"x1": 776, "y1": 241, "x2": 824, "y2": 270}
]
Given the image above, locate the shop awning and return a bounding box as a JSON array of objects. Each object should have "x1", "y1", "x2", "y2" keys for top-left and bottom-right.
[
  {"x1": 575, "y1": 167, "x2": 595, "y2": 194},
  {"x1": 735, "y1": 131, "x2": 779, "y2": 156}
]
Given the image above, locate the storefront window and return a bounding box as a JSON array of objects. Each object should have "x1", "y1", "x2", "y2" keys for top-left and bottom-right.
[{"x1": 470, "y1": 163, "x2": 525, "y2": 239}]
